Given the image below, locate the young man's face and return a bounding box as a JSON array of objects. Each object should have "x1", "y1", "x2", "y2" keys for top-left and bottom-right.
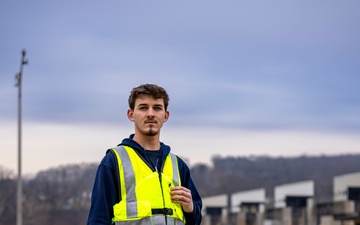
[{"x1": 127, "y1": 95, "x2": 169, "y2": 137}]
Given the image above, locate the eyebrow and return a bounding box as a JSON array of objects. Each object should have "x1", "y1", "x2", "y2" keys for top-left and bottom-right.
[{"x1": 153, "y1": 104, "x2": 164, "y2": 108}]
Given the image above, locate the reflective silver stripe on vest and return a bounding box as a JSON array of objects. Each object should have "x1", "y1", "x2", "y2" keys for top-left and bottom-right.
[
  {"x1": 114, "y1": 215, "x2": 185, "y2": 225},
  {"x1": 169, "y1": 153, "x2": 180, "y2": 186},
  {"x1": 115, "y1": 146, "x2": 138, "y2": 218}
]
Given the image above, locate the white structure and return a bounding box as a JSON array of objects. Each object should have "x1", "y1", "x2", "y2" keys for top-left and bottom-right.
[
  {"x1": 201, "y1": 194, "x2": 228, "y2": 225},
  {"x1": 202, "y1": 193, "x2": 227, "y2": 213},
  {"x1": 333, "y1": 171, "x2": 360, "y2": 202},
  {"x1": 231, "y1": 188, "x2": 266, "y2": 213},
  {"x1": 274, "y1": 180, "x2": 314, "y2": 208}
]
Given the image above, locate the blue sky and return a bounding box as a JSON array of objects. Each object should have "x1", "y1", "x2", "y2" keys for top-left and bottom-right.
[{"x1": 1, "y1": 1, "x2": 360, "y2": 174}]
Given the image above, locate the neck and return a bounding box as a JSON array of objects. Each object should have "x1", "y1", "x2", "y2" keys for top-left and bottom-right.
[{"x1": 133, "y1": 134, "x2": 160, "y2": 151}]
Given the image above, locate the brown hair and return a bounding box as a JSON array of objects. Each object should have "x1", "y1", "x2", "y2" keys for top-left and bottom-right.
[{"x1": 128, "y1": 84, "x2": 170, "y2": 110}]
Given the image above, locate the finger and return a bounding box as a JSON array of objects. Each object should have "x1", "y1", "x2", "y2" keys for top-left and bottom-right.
[
  {"x1": 171, "y1": 187, "x2": 190, "y2": 195},
  {"x1": 172, "y1": 192, "x2": 192, "y2": 205}
]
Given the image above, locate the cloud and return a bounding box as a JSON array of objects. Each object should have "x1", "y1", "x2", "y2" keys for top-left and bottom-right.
[
  {"x1": 1, "y1": 0, "x2": 360, "y2": 173},
  {"x1": 1, "y1": 122, "x2": 359, "y2": 174}
]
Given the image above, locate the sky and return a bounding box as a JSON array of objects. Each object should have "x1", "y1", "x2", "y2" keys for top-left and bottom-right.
[{"x1": 1, "y1": 1, "x2": 360, "y2": 175}]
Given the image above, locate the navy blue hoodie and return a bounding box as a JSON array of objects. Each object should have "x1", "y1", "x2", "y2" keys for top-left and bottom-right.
[{"x1": 87, "y1": 134, "x2": 203, "y2": 225}]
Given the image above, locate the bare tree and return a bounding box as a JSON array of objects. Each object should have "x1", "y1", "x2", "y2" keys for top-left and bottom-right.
[{"x1": 0, "y1": 166, "x2": 16, "y2": 225}]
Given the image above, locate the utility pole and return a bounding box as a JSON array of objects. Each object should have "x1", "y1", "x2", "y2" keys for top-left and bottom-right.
[{"x1": 15, "y1": 49, "x2": 28, "y2": 225}]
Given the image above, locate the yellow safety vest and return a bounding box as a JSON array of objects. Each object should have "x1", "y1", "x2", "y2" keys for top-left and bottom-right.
[{"x1": 110, "y1": 145, "x2": 186, "y2": 225}]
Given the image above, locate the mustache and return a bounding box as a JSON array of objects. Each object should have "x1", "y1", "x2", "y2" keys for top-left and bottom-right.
[{"x1": 145, "y1": 120, "x2": 157, "y2": 123}]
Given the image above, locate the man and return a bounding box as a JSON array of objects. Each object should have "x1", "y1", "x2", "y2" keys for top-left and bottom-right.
[{"x1": 87, "y1": 84, "x2": 202, "y2": 225}]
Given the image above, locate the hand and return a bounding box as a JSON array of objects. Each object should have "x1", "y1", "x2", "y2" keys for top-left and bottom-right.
[{"x1": 170, "y1": 186, "x2": 194, "y2": 213}]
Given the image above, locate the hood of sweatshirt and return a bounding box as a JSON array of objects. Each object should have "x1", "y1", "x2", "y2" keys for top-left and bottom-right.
[{"x1": 118, "y1": 134, "x2": 171, "y2": 171}]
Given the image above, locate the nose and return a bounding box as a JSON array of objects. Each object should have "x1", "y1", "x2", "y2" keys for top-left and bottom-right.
[{"x1": 146, "y1": 108, "x2": 155, "y2": 117}]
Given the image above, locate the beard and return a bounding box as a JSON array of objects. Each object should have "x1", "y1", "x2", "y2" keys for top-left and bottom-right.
[
  {"x1": 135, "y1": 122, "x2": 160, "y2": 137},
  {"x1": 146, "y1": 127, "x2": 158, "y2": 136}
]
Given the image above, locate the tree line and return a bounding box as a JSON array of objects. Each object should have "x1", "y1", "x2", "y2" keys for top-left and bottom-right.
[{"x1": 1, "y1": 154, "x2": 360, "y2": 225}]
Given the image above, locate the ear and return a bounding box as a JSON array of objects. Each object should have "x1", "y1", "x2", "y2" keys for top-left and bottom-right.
[
  {"x1": 127, "y1": 109, "x2": 135, "y2": 122},
  {"x1": 164, "y1": 110, "x2": 170, "y2": 122}
]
